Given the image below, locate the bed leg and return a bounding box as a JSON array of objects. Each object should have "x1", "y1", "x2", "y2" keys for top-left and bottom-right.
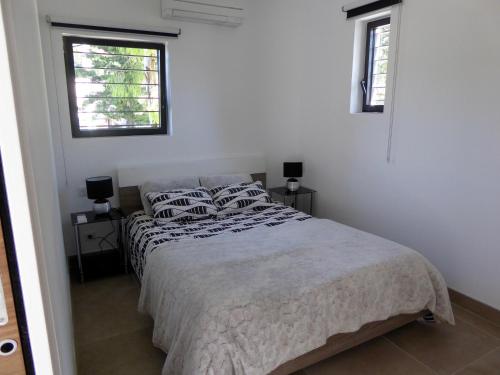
[{"x1": 423, "y1": 312, "x2": 436, "y2": 323}]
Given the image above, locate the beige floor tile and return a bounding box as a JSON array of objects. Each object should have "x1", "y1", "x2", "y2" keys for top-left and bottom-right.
[
  {"x1": 72, "y1": 275, "x2": 500, "y2": 375},
  {"x1": 455, "y1": 348, "x2": 500, "y2": 375},
  {"x1": 71, "y1": 274, "x2": 139, "y2": 302},
  {"x1": 385, "y1": 319, "x2": 500, "y2": 375},
  {"x1": 452, "y1": 304, "x2": 500, "y2": 340},
  {"x1": 304, "y1": 337, "x2": 434, "y2": 375},
  {"x1": 77, "y1": 327, "x2": 165, "y2": 375},
  {"x1": 72, "y1": 275, "x2": 153, "y2": 348}
]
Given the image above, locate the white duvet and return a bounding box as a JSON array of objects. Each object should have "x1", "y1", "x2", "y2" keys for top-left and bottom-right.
[{"x1": 139, "y1": 218, "x2": 454, "y2": 375}]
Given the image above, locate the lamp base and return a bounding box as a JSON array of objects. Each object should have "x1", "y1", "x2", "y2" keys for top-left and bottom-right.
[
  {"x1": 287, "y1": 178, "x2": 300, "y2": 192},
  {"x1": 93, "y1": 199, "x2": 111, "y2": 215}
]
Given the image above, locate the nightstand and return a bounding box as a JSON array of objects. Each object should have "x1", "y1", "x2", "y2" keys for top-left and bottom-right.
[
  {"x1": 268, "y1": 186, "x2": 316, "y2": 215},
  {"x1": 70, "y1": 208, "x2": 126, "y2": 282}
]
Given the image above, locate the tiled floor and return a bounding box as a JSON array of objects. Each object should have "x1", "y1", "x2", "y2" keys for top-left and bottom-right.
[{"x1": 72, "y1": 275, "x2": 500, "y2": 375}]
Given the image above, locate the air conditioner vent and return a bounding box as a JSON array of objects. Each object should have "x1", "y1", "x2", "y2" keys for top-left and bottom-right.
[{"x1": 161, "y1": 0, "x2": 245, "y2": 26}]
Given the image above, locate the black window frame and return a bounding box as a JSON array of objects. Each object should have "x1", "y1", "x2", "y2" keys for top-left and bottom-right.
[
  {"x1": 63, "y1": 36, "x2": 168, "y2": 138},
  {"x1": 362, "y1": 17, "x2": 390, "y2": 113}
]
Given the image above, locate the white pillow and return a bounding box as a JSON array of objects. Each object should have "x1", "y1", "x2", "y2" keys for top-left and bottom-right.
[
  {"x1": 199, "y1": 174, "x2": 253, "y2": 189},
  {"x1": 140, "y1": 177, "x2": 200, "y2": 216}
]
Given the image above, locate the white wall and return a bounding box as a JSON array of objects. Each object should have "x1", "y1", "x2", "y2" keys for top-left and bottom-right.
[
  {"x1": 37, "y1": 0, "x2": 500, "y2": 311},
  {"x1": 259, "y1": 0, "x2": 500, "y2": 310},
  {"x1": 252, "y1": 0, "x2": 307, "y2": 188},
  {"x1": 37, "y1": 0, "x2": 264, "y2": 254}
]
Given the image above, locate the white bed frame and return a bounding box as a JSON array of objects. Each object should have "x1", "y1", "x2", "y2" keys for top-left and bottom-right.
[{"x1": 117, "y1": 154, "x2": 266, "y2": 188}]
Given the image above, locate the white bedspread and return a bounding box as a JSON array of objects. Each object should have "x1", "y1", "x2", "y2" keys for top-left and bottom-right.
[{"x1": 139, "y1": 218, "x2": 454, "y2": 375}]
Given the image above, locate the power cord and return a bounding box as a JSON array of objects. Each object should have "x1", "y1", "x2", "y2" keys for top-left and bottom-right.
[{"x1": 88, "y1": 216, "x2": 116, "y2": 253}]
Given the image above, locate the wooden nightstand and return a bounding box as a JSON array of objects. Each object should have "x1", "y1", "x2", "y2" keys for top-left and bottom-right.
[
  {"x1": 268, "y1": 186, "x2": 316, "y2": 215},
  {"x1": 70, "y1": 208, "x2": 126, "y2": 282}
]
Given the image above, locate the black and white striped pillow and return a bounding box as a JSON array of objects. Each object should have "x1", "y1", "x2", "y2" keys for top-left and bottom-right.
[
  {"x1": 210, "y1": 181, "x2": 274, "y2": 216},
  {"x1": 146, "y1": 187, "x2": 217, "y2": 224}
]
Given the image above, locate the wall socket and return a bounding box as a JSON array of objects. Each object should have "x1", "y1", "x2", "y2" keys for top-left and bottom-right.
[
  {"x1": 79, "y1": 223, "x2": 117, "y2": 254},
  {"x1": 78, "y1": 187, "x2": 87, "y2": 197}
]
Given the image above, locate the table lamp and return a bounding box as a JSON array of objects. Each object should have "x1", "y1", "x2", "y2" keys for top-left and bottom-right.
[
  {"x1": 86, "y1": 176, "x2": 113, "y2": 215},
  {"x1": 284, "y1": 162, "x2": 303, "y2": 192}
]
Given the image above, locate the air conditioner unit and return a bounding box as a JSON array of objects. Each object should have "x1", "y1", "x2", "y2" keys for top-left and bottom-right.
[{"x1": 161, "y1": 0, "x2": 245, "y2": 27}]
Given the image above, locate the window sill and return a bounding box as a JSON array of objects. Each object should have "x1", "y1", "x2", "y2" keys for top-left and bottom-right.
[{"x1": 350, "y1": 111, "x2": 385, "y2": 115}]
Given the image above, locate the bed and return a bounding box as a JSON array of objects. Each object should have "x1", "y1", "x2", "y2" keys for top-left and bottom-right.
[{"x1": 117, "y1": 157, "x2": 454, "y2": 375}]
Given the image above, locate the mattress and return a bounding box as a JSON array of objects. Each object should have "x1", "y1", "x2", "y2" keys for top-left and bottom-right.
[
  {"x1": 137, "y1": 212, "x2": 454, "y2": 375},
  {"x1": 126, "y1": 204, "x2": 311, "y2": 279}
]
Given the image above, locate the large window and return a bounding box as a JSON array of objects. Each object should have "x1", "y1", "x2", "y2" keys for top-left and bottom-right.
[
  {"x1": 362, "y1": 17, "x2": 391, "y2": 113},
  {"x1": 63, "y1": 37, "x2": 168, "y2": 137}
]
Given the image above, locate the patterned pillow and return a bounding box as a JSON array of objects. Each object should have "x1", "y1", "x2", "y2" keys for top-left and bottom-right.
[
  {"x1": 146, "y1": 187, "x2": 217, "y2": 224},
  {"x1": 140, "y1": 176, "x2": 201, "y2": 216},
  {"x1": 210, "y1": 181, "x2": 274, "y2": 216}
]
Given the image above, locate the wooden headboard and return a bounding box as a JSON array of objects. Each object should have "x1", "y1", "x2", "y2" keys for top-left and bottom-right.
[
  {"x1": 119, "y1": 173, "x2": 266, "y2": 216},
  {"x1": 117, "y1": 155, "x2": 268, "y2": 216}
]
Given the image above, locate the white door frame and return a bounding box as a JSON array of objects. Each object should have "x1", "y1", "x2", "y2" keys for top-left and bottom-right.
[{"x1": 0, "y1": 0, "x2": 76, "y2": 373}]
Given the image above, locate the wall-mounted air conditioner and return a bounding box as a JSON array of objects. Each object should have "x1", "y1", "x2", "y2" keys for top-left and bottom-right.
[{"x1": 161, "y1": 0, "x2": 245, "y2": 27}]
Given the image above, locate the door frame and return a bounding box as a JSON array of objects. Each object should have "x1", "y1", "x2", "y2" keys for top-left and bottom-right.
[
  {"x1": 0, "y1": 1, "x2": 63, "y2": 373},
  {"x1": 0, "y1": 153, "x2": 35, "y2": 373}
]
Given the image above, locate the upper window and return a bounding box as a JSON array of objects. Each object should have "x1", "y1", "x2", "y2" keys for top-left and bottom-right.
[
  {"x1": 362, "y1": 17, "x2": 390, "y2": 113},
  {"x1": 63, "y1": 36, "x2": 168, "y2": 138}
]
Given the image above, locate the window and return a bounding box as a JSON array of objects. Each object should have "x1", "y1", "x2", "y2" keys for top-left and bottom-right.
[
  {"x1": 63, "y1": 36, "x2": 168, "y2": 137},
  {"x1": 362, "y1": 17, "x2": 390, "y2": 112}
]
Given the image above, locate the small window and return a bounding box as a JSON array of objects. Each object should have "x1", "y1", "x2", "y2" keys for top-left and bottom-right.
[
  {"x1": 362, "y1": 17, "x2": 390, "y2": 113},
  {"x1": 63, "y1": 36, "x2": 168, "y2": 138}
]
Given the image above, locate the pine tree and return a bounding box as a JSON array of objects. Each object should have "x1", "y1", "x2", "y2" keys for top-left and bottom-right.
[{"x1": 75, "y1": 45, "x2": 159, "y2": 127}]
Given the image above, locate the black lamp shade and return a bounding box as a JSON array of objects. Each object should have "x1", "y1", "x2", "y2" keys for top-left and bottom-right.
[
  {"x1": 283, "y1": 162, "x2": 303, "y2": 178},
  {"x1": 86, "y1": 176, "x2": 113, "y2": 200}
]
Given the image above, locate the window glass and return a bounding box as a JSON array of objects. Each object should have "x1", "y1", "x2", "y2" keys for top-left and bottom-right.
[
  {"x1": 363, "y1": 18, "x2": 391, "y2": 112},
  {"x1": 63, "y1": 37, "x2": 168, "y2": 137}
]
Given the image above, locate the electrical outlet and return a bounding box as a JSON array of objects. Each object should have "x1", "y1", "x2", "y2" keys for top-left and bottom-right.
[{"x1": 78, "y1": 187, "x2": 87, "y2": 197}]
